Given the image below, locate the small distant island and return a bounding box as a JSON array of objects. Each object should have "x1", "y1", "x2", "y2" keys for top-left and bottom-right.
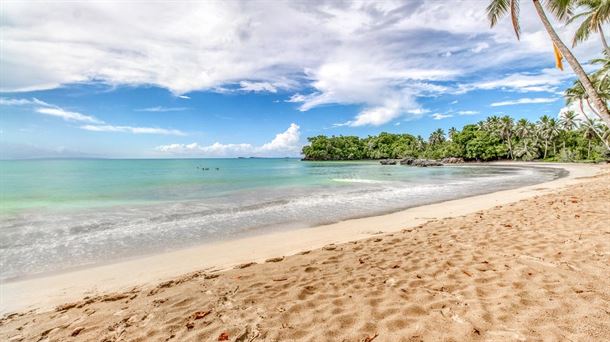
[{"x1": 302, "y1": 114, "x2": 609, "y2": 163}]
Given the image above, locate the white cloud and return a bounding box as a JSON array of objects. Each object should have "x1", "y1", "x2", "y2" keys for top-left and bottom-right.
[
  {"x1": 136, "y1": 106, "x2": 188, "y2": 112},
  {"x1": 348, "y1": 103, "x2": 402, "y2": 127},
  {"x1": 460, "y1": 68, "x2": 575, "y2": 94},
  {"x1": 156, "y1": 142, "x2": 253, "y2": 155},
  {"x1": 2, "y1": 96, "x2": 103, "y2": 123},
  {"x1": 259, "y1": 123, "x2": 300, "y2": 152},
  {"x1": 431, "y1": 113, "x2": 453, "y2": 120},
  {"x1": 36, "y1": 107, "x2": 103, "y2": 124},
  {"x1": 1, "y1": 1, "x2": 603, "y2": 127},
  {"x1": 457, "y1": 110, "x2": 479, "y2": 115},
  {"x1": 2, "y1": 97, "x2": 186, "y2": 135},
  {"x1": 81, "y1": 125, "x2": 186, "y2": 136},
  {"x1": 0, "y1": 98, "x2": 34, "y2": 106},
  {"x1": 471, "y1": 42, "x2": 489, "y2": 53},
  {"x1": 177, "y1": 95, "x2": 190, "y2": 99},
  {"x1": 239, "y1": 81, "x2": 278, "y2": 93},
  {"x1": 0, "y1": 97, "x2": 52, "y2": 107},
  {"x1": 155, "y1": 123, "x2": 300, "y2": 157},
  {"x1": 490, "y1": 97, "x2": 558, "y2": 107}
]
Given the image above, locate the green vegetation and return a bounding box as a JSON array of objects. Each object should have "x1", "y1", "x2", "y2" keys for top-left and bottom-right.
[{"x1": 302, "y1": 114, "x2": 610, "y2": 162}]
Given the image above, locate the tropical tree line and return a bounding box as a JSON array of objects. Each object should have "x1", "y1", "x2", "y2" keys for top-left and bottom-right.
[{"x1": 301, "y1": 114, "x2": 610, "y2": 162}]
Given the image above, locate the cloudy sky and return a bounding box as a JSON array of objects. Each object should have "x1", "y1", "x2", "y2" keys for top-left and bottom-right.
[{"x1": 0, "y1": 0, "x2": 606, "y2": 158}]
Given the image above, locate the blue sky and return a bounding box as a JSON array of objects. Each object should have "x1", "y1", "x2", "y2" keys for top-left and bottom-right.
[{"x1": 0, "y1": 1, "x2": 605, "y2": 158}]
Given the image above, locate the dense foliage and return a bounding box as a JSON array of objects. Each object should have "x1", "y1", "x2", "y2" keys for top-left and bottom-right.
[{"x1": 302, "y1": 114, "x2": 610, "y2": 162}]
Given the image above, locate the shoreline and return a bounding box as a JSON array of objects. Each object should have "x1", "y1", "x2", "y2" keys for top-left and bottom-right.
[
  {"x1": 0, "y1": 163, "x2": 566, "y2": 284},
  {"x1": 0, "y1": 162, "x2": 604, "y2": 315}
]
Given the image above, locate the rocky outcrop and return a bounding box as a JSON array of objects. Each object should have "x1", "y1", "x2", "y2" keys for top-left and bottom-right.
[
  {"x1": 441, "y1": 157, "x2": 464, "y2": 164},
  {"x1": 411, "y1": 159, "x2": 443, "y2": 167},
  {"x1": 399, "y1": 157, "x2": 415, "y2": 165},
  {"x1": 383, "y1": 158, "x2": 443, "y2": 166}
]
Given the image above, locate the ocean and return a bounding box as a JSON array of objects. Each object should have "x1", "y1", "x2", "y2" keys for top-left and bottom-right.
[{"x1": 0, "y1": 159, "x2": 564, "y2": 280}]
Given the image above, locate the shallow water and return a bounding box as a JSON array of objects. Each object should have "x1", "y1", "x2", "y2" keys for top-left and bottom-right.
[{"x1": 0, "y1": 159, "x2": 564, "y2": 280}]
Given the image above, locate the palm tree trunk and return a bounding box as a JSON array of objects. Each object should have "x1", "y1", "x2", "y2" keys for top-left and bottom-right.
[
  {"x1": 588, "y1": 140, "x2": 591, "y2": 159},
  {"x1": 584, "y1": 99, "x2": 610, "y2": 150},
  {"x1": 544, "y1": 140, "x2": 548, "y2": 159},
  {"x1": 532, "y1": 0, "x2": 610, "y2": 128},
  {"x1": 598, "y1": 23, "x2": 610, "y2": 56}
]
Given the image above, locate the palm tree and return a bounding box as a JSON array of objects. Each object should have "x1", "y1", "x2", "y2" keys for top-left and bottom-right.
[
  {"x1": 428, "y1": 128, "x2": 446, "y2": 146},
  {"x1": 515, "y1": 118, "x2": 534, "y2": 139},
  {"x1": 567, "y1": 0, "x2": 610, "y2": 54},
  {"x1": 560, "y1": 110, "x2": 580, "y2": 130},
  {"x1": 581, "y1": 117, "x2": 601, "y2": 158},
  {"x1": 537, "y1": 115, "x2": 559, "y2": 158},
  {"x1": 415, "y1": 135, "x2": 426, "y2": 152},
  {"x1": 483, "y1": 115, "x2": 501, "y2": 133},
  {"x1": 515, "y1": 138, "x2": 539, "y2": 160},
  {"x1": 601, "y1": 124, "x2": 610, "y2": 147},
  {"x1": 548, "y1": 117, "x2": 561, "y2": 155},
  {"x1": 498, "y1": 116, "x2": 515, "y2": 159},
  {"x1": 559, "y1": 110, "x2": 580, "y2": 151},
  {"x1": 565, "y1": 79, "x2": 603, "y2": 121},
  {"x1": 448, "y1": 127, "x2": 458, "y2": 140},
  {"x1": 487, "y1": 0, "x2": 610, "y2": 127}
]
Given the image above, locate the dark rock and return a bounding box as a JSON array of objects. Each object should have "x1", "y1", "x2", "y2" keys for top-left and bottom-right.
[
  {"x1": 412, "y1": 159, "x2": 443, "y2": 167},
  {"x1": 379, "y1": 159, "x2": 397, "y2": 165},
  {"x1": 441, "y1": 157, "x2": 464, "y2": 164},
  {"x1": 399, "y1": 157, "x2": 415, "y2": 165}
]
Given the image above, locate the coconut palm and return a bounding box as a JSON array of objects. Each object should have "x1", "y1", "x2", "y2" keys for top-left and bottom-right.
[
  {"x1": 483, "y1": 115, "x2": 501, "y2": 133},
  {"x1": 566, "y1": 82, "x2": 610, "y2": 149},
  {"x1": 560, "y1": 110, "x2": 580, "y2": 130},
  {"x1": 515, "y1": 138, "x2": 539, "y2": 160},
  {"x1": 601, "y1": 124, "x2": 610, "y2": 147},
  {"x1": 567, "y1": 0, "x2": 610, "y2": 54},
  {"x1": 537, "y1": 115, "x2": 560, "y2": 158},
  {"x1": 487, "y1": 0, "x2": 610, "y2": 127},
  {"x1": 498, "y1": 116, "x2": 515, "y2": 159},
  {"x1": 515, "y1": 118, "x2": 534, "y2": 139},
  {"x1": 581, "y1": 117, "x2": 602, "y2": 157},
  {"x1": 428, "y1": 128, "x2": 446, "y2": 146},
  {"x1": 448, "y1": 127, "x2": 458, "y2": 140},
  {"x1": 565, "y1": 79, "x2": 602, "y2": 121},
  {"x1": 549, "y1": 117, "x2": 562, "y2": 155}
]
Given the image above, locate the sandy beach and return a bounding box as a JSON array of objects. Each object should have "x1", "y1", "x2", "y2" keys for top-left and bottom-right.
[{"x1": 1, "y1": 162, "x2": 609, "y2": 341}]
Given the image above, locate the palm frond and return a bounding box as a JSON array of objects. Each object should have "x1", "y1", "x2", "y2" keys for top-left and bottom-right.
[
  {"x1": 566, "y1": 10, "x2": 591, "y2": 25},
  {"x1": 487, "y1": 0, "x2": 510, "y2": 28},
  {"x1": 544, "y1": 0, "x2": 574, "y2": 21},
  {"x1": 595, "y1": 0, "x2": 610, "y2": 25},
  {"x1": 572, "y1": 15, "x2": 593, "y2": 47},
  {"x1": 510, "y1": 0, "x2": 521, "y2": 39}
]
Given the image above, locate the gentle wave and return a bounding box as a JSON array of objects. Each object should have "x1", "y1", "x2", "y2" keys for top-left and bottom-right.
[{"x1": 331, "y1": 178, "x2": 388, "y2": 184}]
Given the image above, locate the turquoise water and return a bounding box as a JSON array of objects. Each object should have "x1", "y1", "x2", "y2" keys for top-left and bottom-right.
[{"x1": 0, "y1": 159, "x2": 563, "y2": 280}]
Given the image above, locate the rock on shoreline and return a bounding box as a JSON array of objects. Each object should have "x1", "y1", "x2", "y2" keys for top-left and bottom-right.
[
  {"x1": 380, "y1": 158, "x2": 444, "y2": 167},
  {"x1": 441, "y1": 157, "x2": 464, "y2": 164}
]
